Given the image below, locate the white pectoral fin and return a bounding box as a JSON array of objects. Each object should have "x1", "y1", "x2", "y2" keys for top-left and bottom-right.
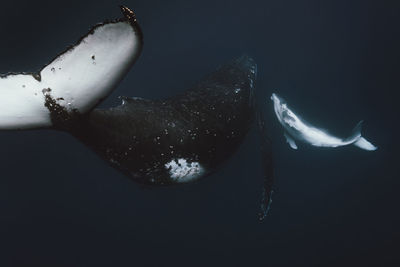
[
  {"x1": 0, "y1": 6, "x2": 142, "y2": 130},
  {"x1": 284, "y1": 132, "x2": 298, "y2": 150}
]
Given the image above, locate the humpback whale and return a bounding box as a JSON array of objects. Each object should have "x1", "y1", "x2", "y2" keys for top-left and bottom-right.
[
  {"x1": 271, "y1": 93, "x2": 377, "y2": 151},
  {"x1": 0, "y1": 7, "x2": 273, "y2": 219}
]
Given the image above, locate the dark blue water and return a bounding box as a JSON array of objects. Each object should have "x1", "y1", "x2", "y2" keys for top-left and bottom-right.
[{"x1": 0, "y1": 0, "x2": 398, "y2": 266}]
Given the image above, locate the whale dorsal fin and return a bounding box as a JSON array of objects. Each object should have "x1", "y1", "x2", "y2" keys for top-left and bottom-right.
[
  {"x1": 284, "y1": 132, "x2": 298, "y2": 150},
  {"x1": 0, "y1": 6, "x2": 142, "y2": 130}
]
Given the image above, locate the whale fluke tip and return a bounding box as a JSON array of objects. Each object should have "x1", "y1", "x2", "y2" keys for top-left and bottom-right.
[
  {"x1": 354, "y1": 137, "x2": 378, "y2": 151},
  {"x1": 120, "y1": 6, "x2": 137, "y2": 22}
]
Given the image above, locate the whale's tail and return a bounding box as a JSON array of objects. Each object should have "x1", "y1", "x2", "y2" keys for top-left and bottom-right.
[
  {"x1": 346, "y1": 121, "x2": 377, "y2": 151},
  {"x1": 353, "y1": 137, "x2": 377, "y2": 151},
  {"x1": 0, "y1": 6, "x2": 142, "y2": 130}
]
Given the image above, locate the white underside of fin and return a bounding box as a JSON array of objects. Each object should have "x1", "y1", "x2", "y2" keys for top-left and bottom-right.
[
  {"x1": 284, "y1": 132, "x2": 298, "y2": 150},
  {"x1": 0, "y1": 8, "x2": 142, "y2": 130}
]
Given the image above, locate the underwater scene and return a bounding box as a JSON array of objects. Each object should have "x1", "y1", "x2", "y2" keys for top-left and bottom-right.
[{"x1": 0, "y1": 0, "x2": 398, "y2": 266}]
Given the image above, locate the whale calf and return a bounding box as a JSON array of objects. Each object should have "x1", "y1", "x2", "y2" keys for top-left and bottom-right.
[
  {"x1": 0, "y1": 6, "x2": 274, "y2": 219},
  {"x1": 271, "y1": 93, "x2": 377, "y2": 151}
]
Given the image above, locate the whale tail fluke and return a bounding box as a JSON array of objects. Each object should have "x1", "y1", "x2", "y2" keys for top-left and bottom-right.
[
  {"x1": 346, "y1": 120, "x2": 363, "y2": 142},
  {"x1": 353, "y1": 137, "x2": 378, "y2": 151},
  {"x1": 346, "y1": 121, "x2": 377, "y2": 151},
  {"x1": 0, "y1": 6, "x2": 142, "y2": 131}
]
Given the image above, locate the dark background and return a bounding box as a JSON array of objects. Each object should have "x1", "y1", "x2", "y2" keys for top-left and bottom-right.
[{"x1": 0, "y1": 0, "x2": 399, "y2": 266}]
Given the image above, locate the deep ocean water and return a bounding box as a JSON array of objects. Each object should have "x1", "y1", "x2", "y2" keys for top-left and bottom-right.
[{"x1": 0, "y1": 0, "x2": 398, "y2": 266}]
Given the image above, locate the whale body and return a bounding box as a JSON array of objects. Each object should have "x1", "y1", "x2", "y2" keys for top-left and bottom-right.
[
  {"x1": 271, "y1": 93, "x2": 377, "y2": 151},
  {"x1": 65, "y1": 56, "x2": 259, "y2": 186}
]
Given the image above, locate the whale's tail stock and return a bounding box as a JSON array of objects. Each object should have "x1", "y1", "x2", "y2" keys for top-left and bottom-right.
[{"x1": 347, "y1": 121, "x2": 378, "y2": 151}]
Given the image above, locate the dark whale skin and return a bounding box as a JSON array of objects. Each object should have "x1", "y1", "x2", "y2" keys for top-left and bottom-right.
[{"x1": 69, "y1": 56, "x2": 257, "y2": 186}]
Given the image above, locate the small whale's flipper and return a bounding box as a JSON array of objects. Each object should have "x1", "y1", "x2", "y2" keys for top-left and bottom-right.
[
  {"x1": 284, "y1": 132, "x2": 298, "y2": 150},
  {"x1": 346, "y1": 121, "x2": 377, "y2": 151},
  {"x1": 0, "y1": 6, "x2": 142, "y2": 130}
]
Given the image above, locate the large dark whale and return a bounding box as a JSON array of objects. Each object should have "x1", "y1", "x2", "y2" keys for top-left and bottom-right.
[{"x1": 0, "y1": 7, "x2": 273, "y2": 219}]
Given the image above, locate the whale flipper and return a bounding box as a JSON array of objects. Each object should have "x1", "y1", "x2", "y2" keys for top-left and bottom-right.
[
  {"x1": 256, "y1": 109, "x2": 274, "y2": 221},
  {"x1": 284, "y1": 132, "x2": 298, "y2": 150},
  {"x1": 0, "y1": 6, "x2": 142, "y2": 130}
]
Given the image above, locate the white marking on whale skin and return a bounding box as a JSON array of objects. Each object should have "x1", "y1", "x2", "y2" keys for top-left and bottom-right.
[
  {"x1": 271, "y1": 93, "x2": 377, "y2": 151},
  {"x1": 0, "y1": 7, "x2": 142, "y2": 130},
  {"x1": 165, "y1": 158, "x2": 205, "y2": 183}
]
